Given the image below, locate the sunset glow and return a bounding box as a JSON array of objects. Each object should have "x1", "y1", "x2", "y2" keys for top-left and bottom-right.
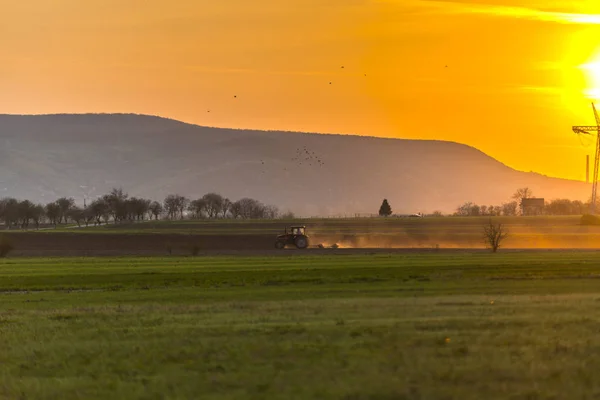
[{"x1": 4, "y1": 1, "x2": 600, "y2": 181}]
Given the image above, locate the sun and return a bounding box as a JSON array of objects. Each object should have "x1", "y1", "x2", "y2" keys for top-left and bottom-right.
[{"x1": 580, "y1": 57, "x2": 600, "y2": 100}]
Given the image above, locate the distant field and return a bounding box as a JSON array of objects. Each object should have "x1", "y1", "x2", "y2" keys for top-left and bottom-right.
[
  {"x1": 3, "y1": 253, "x2": 600, "y2": 399},
  {"x1": 49, "y1": 216, "x2": 587, "y2": 235},
  {"x1": 6, "y1": 216, "x2": 600, "y2": 255}
]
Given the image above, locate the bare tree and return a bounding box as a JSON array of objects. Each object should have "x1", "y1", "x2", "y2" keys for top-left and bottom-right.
[
  {"x1": 202, "y1": 193, "x2": 224, "y2": 219},
  {"x1": 501, "y1": 201, "x2": 518, "y2": 217},
  {"x1": 188, "y1": 199, "x2": 206, "y2": 219},
  {"x1": 149, "y1": 201, "x2": 163, "y2": 220},
  {"x1": 163, "y1": 194, "x2": 189, "y2": 220},
  {"x1": 229, "y1": 200, "x2": 242, "y2": 219},
  {"x1": 455, "y1": 202, "x2": 480, "y2": 217},
  {"x1": 512, "y1": 187, "x2": 533, "y2": 214},
  {"x1": 127, "y1": 197, "x2": 151, "y2": 221},
  {"x1": 483, "y1": 219, "x2": 509, "y2": 253},
  {"x1": 264, "y1": 205, "x2": 279, "y2": 219},
  {"x1": 220, "y1": 198, "x2": 232, "y2": 218}
]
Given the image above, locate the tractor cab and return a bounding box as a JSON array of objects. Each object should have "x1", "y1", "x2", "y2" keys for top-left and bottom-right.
[
  {"x1": 275, "y1": 226, "x2": 309, "y2": 249},
  {"x1": 287, "y1": 226, "x2": 305, "y2": 236}
]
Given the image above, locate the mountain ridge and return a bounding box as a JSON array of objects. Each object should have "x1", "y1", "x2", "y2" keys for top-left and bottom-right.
[{"x1": 0, "y1": 113, "x2": 590, "y2": 216}]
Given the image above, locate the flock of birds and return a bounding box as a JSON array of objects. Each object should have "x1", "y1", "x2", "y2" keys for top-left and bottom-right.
[
  {"x1": 291, "y1": 146, "x2": 324, "y2": 167},
  {"x1": 258, "y1": 146, "x2": 324, "y2": 174},
  {"x1": 210, "y1": 64, "x2": 450, "y2": 174}
]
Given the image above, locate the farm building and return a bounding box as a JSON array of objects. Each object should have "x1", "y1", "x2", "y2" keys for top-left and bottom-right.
[{"x1": 521, "y1": 198, "x2": 545, "y2": 216}]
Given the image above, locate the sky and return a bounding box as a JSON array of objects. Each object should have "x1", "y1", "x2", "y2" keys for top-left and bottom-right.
[{"x1": 3, "y1": 0, "x2": 600, "y2": 181}]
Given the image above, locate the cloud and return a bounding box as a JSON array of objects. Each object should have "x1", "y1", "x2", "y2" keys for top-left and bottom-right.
[{"x1": 398, "y1": 0, "x2": 600, "y2": 25}]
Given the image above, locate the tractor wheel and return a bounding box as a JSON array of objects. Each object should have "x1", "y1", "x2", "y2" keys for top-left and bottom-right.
[
  {"x1": 295, "y1": 236, "x2": 308, "y2": 249},
  {"x1": 275, "y1": 241, "x2": 285, "y2": 250}
]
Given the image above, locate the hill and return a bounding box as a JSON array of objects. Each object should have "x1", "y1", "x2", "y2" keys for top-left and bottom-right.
[{"x1": 0, "y1": 113, "x2": 590, "y2": 216}]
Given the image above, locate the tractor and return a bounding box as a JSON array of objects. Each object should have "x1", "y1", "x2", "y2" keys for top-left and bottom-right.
[{"x1": 275, "y1": 226, "x2": 309, "y2": 249}]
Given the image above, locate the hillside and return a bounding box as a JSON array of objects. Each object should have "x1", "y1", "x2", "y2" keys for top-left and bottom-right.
[{"x1": 0, "y1": 113, "x2": 590, "y2": 216}]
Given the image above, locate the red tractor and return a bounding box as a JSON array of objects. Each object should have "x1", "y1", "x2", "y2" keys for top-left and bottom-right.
[{"x1": 275, "y1": 226, "x2": 309, "y2": 249}]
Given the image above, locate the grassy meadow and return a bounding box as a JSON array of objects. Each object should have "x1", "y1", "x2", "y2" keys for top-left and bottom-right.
[{"x1": 3, "y1": 253, "x2": 600, "y2": 398}]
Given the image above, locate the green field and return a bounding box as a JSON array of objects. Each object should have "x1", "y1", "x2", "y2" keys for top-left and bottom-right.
[{"x1": 3, "y1": 253, "x2": 600, "y2": 399}]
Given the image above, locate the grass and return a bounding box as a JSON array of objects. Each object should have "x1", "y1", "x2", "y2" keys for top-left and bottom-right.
[{"x1": 3, "y1": 253, "x2": 600, "y2": 398}]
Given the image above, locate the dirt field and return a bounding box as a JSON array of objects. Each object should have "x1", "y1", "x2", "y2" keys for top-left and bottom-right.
[{"x1": 2, "y1": 215, "x2": 600, "y2": 256}]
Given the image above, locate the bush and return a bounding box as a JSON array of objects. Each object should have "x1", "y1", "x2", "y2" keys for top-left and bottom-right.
[
  {"x1": 581, "y1": 214, "x2": 600, "y2": 226},
  {"x1": 0, "y1": 235, "x2": 14, "y2": 258}
]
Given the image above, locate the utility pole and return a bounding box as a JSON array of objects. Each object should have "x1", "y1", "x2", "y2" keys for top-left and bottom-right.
[
  {"x1": 587, "y1": 155, "x2": 590, "y2": 184},
  {"x1": 573, "y1": 103, "x2": 600, "y2": 214}
]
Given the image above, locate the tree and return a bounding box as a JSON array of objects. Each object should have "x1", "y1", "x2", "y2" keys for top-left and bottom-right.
[
  {"x1": 89, "y1": 198, "x2": 110, "y2": 226},
  {"x1": 18, "y1": 200, "x2": 35, "y2": 229},
  {"x1": 31, "y1": 205, "x2": 45, "y2": 229},
  {"x1": 483, "y1": 219, "x2": 509, "y2": 253},
  {"x1": 264, "y1": 205, "x2": 279, "y2": 219},
  {"x1": 378, "y1": 199, "x2": 392, "y2": 217},
  {"x1": 188, "y1": 199, "x2": 206, "y2": 219},
  {"x1": 103, "y1": 188, "x2": 128, "y2": 223},
  {"x1": 68, "y1": 206, "x2": 85, "y2": 227},
  {"x1": 512, "y1": 187, "x2": 533, "y2": 214},
  {"x1": 149, "y1": 201, "x2": 163, "y2": 220},
  {"x1": 202, "y1": 193, "x2": 224, "y2": 219},
  {"x1": 220, "y1": 198, "x2": 232, "y2": 218},
  {"x1": 229, "y1": 201, "x2": 242, "y2": 219},
  {"x1": 1, "y1": 198, "x2": 20, "y2": 229},
  {"x1": 126, "y1": 197, "x2": 151, "y2": 221},
  {"x1": 163, "y1": 194, "x2": 189, "y2": 220},
  {"x1": 56, "y1": 197, "x2": 75, "y2": 224},
  {"x1": 455, "y1": 202, "x2": 481, "y2": 217},
  {"x1": 45, "y1": 202, "x2": 61, "y2": 226},
  {"x1": 501, "y1": 201, "x2": 518, "y2": 217}
]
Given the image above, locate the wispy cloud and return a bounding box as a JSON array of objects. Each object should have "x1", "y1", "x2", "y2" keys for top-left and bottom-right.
[{"x1": 406, "y1": 0, "x2": 600, "y2": 25}]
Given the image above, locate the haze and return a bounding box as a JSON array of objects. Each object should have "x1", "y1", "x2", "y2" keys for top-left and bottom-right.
[{"x1": 3, "y1": 0, "x2": 600, "y2": 181}]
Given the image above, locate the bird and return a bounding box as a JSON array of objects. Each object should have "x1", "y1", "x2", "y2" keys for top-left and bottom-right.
[
  {"x1": 341, "y1": 66, "x2": 344, "y2": 69},
  {"x1": 329, "y1": 82, "x2": 332, "y2": 85},
  {"x1": 234, "y1": 95, "x2": 237, "y2": 98}
]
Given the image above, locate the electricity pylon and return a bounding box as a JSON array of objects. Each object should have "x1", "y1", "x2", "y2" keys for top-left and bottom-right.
[{"x1": 573, "y1": 103, "x2": 600, "y2": 214}]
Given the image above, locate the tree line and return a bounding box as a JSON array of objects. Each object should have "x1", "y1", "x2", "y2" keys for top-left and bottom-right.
[
  {"x1": 454, "y1": 187, "x2": 591, "y2": 217},
  {"x1": 0, "y1": 189, "x2": 290, "y2": 230}
]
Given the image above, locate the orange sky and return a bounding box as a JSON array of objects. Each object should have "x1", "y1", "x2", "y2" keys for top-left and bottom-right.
[{"x1": 3, "y1": 0, "x2": 600, "y2": 181}]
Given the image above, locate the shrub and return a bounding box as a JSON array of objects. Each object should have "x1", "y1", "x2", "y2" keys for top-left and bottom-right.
[
  {"x1": 0, "y1": 235, "x2": 14, "y2": 258},
  {"x1": 581, "y1": 214, "x2": 600, "y2": 226}
]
